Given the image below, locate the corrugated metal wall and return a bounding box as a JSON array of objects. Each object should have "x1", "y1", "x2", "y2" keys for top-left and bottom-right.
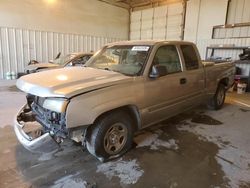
[
  {"x1": 227, "y1": 0, "x2": 250, "y2": 24},
  {"x1": 213, "y1": 26, "x2": 250, "y2": 39},
  {"x1": 184, "y1": 0, "x2": 250, "y2": 61},
  {"x1": 130, "y1": 3, "x2": 184, "y2": 40},
  {"x1": 0, "y1": 26, "x2": 123, "y2": 79}
]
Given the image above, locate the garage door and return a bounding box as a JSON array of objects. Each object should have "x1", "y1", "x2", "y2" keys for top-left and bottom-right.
[{"x1": 130, "y1": 3, "x2": 184, "y2": 40}]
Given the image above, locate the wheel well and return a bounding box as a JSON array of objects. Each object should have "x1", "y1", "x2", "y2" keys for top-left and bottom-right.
[
  {"x1": 93, "y1": 105, "x2": 141, "y2": 132},
  {"x1": 219, "y1": 78, "x2": 229, "y2": 87}
]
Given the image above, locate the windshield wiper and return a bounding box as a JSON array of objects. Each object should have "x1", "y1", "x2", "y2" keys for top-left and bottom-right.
[
  {"x1": 90, "y1": 66, "x2": 129, "y2": 76},
  {"x1": 95, "y1": 67, "x2": 112, "y2": 71},
  {"x1": 104, "y1": 67, "x2": 111, "y2": 71},
  {"x1": 103, "y1": 68, "x2": 130, "y2": 76}
]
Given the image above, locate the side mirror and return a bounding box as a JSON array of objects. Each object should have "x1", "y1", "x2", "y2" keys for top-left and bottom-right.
[{"x1": 149, "y1": 65, "x2": 167, "y2": 78}]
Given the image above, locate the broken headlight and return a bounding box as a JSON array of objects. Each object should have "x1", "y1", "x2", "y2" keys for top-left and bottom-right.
[{"x1": 42, "y1": 98, "x2": 69, "y2": 113}]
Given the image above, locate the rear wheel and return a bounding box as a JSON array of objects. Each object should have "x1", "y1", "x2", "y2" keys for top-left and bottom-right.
[
  {"x1": 86, "y1": 111, "x2": 133, "y2": 162},
  {"x1": 207, "y1": 83, "x2": 226, "y2": 110}
]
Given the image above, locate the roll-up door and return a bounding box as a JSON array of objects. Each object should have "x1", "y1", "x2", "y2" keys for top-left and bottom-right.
[{"x1": 130, "y1": 2, "x2": 184, "y2": 40}]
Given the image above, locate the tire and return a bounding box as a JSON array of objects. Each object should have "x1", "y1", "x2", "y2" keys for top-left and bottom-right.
[
  {"x1": 86, "y1": 111, "x2": 134, "y2": 162},
  {"x1": 207, "y1": 83, "x2": 226, "y2": 110}
]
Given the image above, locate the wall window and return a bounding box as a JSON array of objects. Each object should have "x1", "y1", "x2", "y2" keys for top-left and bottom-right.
[
  {"x1": 180, "y1": 45, "x2": 199, "y2": 70},
  {"x1": 153, "y1": 45, "x2": 181, "y2": 74}
]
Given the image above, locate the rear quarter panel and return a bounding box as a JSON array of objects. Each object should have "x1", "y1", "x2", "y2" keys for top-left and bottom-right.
[{"x1": 204, "y1": 62, "x2": 235, "y2": 95}]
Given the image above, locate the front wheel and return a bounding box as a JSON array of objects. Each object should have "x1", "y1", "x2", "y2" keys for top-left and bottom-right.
[
  {"x1": 207, "y1": 83, "x2": 226, "y2": 110},
  {"x1": 86, "y1": 111, "x2": 134, "y2": 162}
]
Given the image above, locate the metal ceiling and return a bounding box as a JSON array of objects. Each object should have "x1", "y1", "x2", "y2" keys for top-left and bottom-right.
[{"x1": 99, "y1": 0, "x2": 182, "y2": 10}]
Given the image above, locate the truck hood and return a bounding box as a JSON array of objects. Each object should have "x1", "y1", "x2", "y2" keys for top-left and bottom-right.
[
  {"x1": 25, "y1": 63, "x2": 59, "y2": 71},
  {"x1": 16, "y1": 67, "x2": 132, "y2": 98}
]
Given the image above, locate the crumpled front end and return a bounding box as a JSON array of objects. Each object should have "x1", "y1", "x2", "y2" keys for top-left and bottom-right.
[
  {"x1": 14, "y1": 104, "x2": 60, "y2": 153},
  {"x1": 14, "y1": 92, "x2": 70, "y2": 153}
]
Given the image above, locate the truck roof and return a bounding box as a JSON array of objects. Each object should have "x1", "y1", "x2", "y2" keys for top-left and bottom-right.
[
  {"x1": 107, "y1": 40, "x2": 195, "y2": 46},
  {"x1": 71, "y1": 52, "x2": 94, "y2": 56}
]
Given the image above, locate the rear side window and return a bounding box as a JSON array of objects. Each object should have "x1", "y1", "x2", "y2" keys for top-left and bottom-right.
[{"x1": 180, "y1": 45, "x2": 199, "y2": 70}]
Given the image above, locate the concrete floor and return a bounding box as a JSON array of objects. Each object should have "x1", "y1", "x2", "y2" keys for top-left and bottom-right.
[{"x1": 0, "y1": 80, "x2": 250, "y2": 188}]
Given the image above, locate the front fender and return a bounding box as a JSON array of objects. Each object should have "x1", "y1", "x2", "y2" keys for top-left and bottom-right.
[{"x1": 65, "y1": 87, "x2": 137, "y2": 128}]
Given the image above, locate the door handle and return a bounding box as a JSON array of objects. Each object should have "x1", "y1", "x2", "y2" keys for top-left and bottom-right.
[{"x1": 180, "y1": 78, "x2": 187, "y2": 84}]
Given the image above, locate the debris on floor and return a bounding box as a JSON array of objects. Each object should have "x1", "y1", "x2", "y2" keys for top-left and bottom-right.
[
  {"x1": 96, "y1": 158, "x2": 144, "y2": 185},
  {"x1": 52, "y1": 173, "x2": 96, "y2": 188},
  {"x1": 134, "y1": 130, "x2": 179, "y2": 150}
]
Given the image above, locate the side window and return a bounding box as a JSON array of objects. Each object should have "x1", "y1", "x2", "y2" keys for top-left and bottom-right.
[
  {"x1": 71, "y1": 56, "x2": 91, "y2": 66},
  {"x1": 153, "y1": 45, "x2": 181, "y2": 74},
  {"x1": 81, "y1": 55, "x2": 91, "y2": 64},
  {"x1": 180, "y1": 45, "x2": 199, "y2": 70},
  {"x1": 71, "y1": 58, "x2": 82, "y2": 65}
]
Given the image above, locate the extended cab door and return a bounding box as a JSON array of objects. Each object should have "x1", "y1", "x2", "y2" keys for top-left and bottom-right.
[
  {"x1": 178, "y1": 44, "x2": 205, "y2": 105},
  {"x1": 142, "y1": 44, "x2": 192, "y2": 127}
]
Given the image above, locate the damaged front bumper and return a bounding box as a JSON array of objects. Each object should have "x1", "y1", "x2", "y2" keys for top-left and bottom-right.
[{"x1": 14, "y1": 104, "x2": 60, "y2": 153}]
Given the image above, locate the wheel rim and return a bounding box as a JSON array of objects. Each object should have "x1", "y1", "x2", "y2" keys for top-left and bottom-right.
[
  {"x1": 217, "y1": 88, "x2": 225, "y2": 105},
  {"x1": 104, "y1": 123, "x2": 128, "y2": 155}
]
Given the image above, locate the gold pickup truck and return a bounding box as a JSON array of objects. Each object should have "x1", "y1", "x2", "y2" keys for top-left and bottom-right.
[{"x1": 14, "y1": 40, "x2": 235, "y2": 161}]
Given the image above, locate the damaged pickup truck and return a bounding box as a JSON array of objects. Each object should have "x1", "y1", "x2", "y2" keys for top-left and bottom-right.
[{"x1": 14, "y1": 41, "x2": 235, "y2": 161}]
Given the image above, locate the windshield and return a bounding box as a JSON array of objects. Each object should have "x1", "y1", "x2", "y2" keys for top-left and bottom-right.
[
  {"x1": 85, "y1": 45, "x2": 151, "y2": 76},
  {"x1": 51, "y1": 54, "x2": 77, "y2": 65}
]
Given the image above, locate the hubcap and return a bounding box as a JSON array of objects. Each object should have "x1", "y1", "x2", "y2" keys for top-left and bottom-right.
[
  {"x1": 217, "y1": 88, "x2": 225, "y2": 105},
  {"x1": 104, "y1": 123, "x2": 128, "y2": 155}
]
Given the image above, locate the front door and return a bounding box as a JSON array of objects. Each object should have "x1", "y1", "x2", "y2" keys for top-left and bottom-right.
[{"x1": 141, "y1": 45, "x2": 190, "y2": 127}]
